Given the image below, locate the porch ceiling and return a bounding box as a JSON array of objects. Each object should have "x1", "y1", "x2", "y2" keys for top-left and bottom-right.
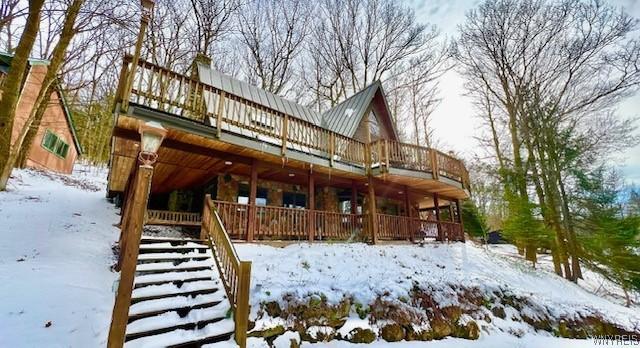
[{"x1": 108, "y1": 114, "x2": 468, "y2": 205}]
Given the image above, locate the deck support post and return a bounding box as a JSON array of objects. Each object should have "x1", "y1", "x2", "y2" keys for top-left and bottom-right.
[
  {"x1": 367, "y1": 176, "x2": 378, "y2": 244},
  {"x1": 247, "y1": 160, "x2": 258, "y2": 242},
  {"x1": 108, "y1": 165, "x2": 153, "y2": 348},
  {"x1": 456, "y1": 199, "x2": 465, "y2": 242},
  {"x1": 434, "y1": 193, "x2": 443, "y2": 242},
  {"x1": 308, "y1": 171, "x2": 315, "y2": 242},
  {"x1": 403, "y1": 185, "x2": 412, "y2": 241},
  {"x1": 350, "y1": 180, "x2": 358, "y2": 214}
]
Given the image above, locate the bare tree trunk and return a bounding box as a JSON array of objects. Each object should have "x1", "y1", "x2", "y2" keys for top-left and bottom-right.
[
  {"x1": 0, "y1": 0, "x2": 44, "y2": 191},
  {"x1": 0, "y1": 0, "x2": 83, "y2": 186}
]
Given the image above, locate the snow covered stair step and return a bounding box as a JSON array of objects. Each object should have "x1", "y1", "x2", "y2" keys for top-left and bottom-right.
[
  {"x1": 129, "y1": 292, "x2": 228, "y2": 319},
  {"x1": 126, "y1": 302, "x2": 231, "y2": 338},
  {"x1": 131, "y1": 280, "x2": 222, "y2": 303},
  {"x1": 141, "y1": 236, "x2": 205, "y2": 244},
  {"x1": 140, "y1": 242, "x2": 208, "y2": 249},
  {"x1": 134, "y1": 269, "x2": 218, "y2": 287},
  {"x1": 136, "y1": 259, "x2": 215, "y2": 272},
  {"x1": 124, "y1": 319, "x2": 235, "y2": 348},
  {"x1": 137, "y1": 252, "x2": 212, "y2": 263}
]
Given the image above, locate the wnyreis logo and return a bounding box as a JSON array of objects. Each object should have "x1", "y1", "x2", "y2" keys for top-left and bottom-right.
[{"x1": 591, "y1": 335, "x2": 640, "y2": 346}]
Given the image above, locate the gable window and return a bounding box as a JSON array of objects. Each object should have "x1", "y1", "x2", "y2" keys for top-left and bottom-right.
[
  {"x1": 368, "y1": 111, "x2": 381, "y2": 140},
  {"x1": 41, "y1": 129, "x2": 69, "y2": 158}
]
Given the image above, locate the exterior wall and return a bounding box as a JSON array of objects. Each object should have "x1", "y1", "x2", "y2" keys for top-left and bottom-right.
[
  {"x1": 217, "y1": 174, "x2": 239, "y2": 202},
  {"x1": 25, "y1": 89, "x2": 78, "y2": 174},
  {"x1": 8, "y1": 65, "x2": 77, "y2": 174},
  {"x1": 317, "y1": 187, "x2": 339, "y2": 212}
]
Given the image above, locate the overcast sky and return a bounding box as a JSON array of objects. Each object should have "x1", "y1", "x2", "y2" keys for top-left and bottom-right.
[{"x1": 407, "y1": 0, "x2": 640, "y2": 186}]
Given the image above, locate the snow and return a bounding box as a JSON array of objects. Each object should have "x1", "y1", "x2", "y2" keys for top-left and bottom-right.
[
  {"x1": 1, "y1": 166, "x2": 638, "y2": 347},
  {"x1": 0, "y1": 166, "x2": 119, "y2": 347},
  {"x1": 237, "y1": 242, "x2": 640, "y2": 345}
]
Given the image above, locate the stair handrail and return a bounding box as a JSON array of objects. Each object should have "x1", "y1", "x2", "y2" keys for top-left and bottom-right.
[{"x1": 200, "y1": 194, "x2": 251, "y2": 348}]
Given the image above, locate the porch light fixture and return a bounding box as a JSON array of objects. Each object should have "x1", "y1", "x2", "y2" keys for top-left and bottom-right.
[
  {"x1": 398, "y1": 191, "x2": 404, "y2": 194},
  {"x1": 288, "y1": 173, "x2": 295, "y2": 177},
  {"x1": 138, "y1": 121, "x2": 166, "y2": 167},
  {"x1": 224, "y1": 161, "x2": 233, "y2": 165}
]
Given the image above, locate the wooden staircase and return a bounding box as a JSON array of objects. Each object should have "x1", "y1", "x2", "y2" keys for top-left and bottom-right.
[
  {"x1": 109, "y1": 162, "x2": 250, "y2": 348},
  {"x1": 124, "y1": 237, "x2": 235, "y2": 347}
]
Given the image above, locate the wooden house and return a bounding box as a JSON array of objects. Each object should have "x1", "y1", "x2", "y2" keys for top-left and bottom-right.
[
  {"x1": 0, "y1": 53, "x2": 82, "y2": 174},
  {"x1": 107, "y1": 55, "x2": 470, "y2": 243}
]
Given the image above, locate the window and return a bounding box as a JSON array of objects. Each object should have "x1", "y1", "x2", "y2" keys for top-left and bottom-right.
[
  {"x1": 368, "y1": 111, "x2": 381, "y2": 140},
  {"x1": 41, "y1": 130, "x2": 69, "y2": 158},
  {"x1": 283, "y1": 192, "x2": 306, "y2": 209},
  {"x1": 238, "y1": 184, "x2": 268, "y2": 205}
]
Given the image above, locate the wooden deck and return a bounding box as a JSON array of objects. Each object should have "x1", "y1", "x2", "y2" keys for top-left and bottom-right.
[{"x1": 108, "y1": 55, "x2": 470, "y2": 201}]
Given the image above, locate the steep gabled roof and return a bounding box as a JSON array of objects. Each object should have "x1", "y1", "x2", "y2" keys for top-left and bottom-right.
[
  {"x1": 321, "y1": 81, "x2": 398, "y2": 140},
  {"x1": 197, "y1": 63, "x2": 322, "y2": 125},
  {"x1": 196, "y1": 64, "x2": 398, "y2": 140}
]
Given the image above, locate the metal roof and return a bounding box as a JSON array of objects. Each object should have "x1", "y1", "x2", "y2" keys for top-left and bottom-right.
[
  {"x1": 197, "y1": 63, "x2": 322, "y2": 125},
  {"x1": 321, "y1": 81, "x2": 381, "y2": 138},
  {"x1": 196, "y1": 64, "x2": 396, "y2": 139}
]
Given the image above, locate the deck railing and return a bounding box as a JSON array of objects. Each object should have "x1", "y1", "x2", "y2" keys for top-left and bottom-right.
[
  {"x1": 146, "y1": 209, "x2": 201, "y2": 226},
  {"x1": 376, "y1": 214, "x2": 448, "y2": 241},
  {"x1": 118, "y1": 56, "x2": 469, "y2": 188},
  {"x1": 440, "y1": 221, "x2": 465, "y2": 242},
  {"x1": 314, "y1": 211, "x2": 363, "y2": 240},
  {"x1": 211, "y1": 200, "x2": 249, "y2": 239},
  {"x1": 200, "y1": 195, "x2": 251, "y2": 348}
]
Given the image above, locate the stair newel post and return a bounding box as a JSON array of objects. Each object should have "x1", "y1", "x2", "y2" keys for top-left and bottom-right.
[
  {"x1": 200, "y1": 194, "x2": 212, "y2": 240},
  {"x1": 108, "y1": 165, "x2": 153, "y2": 348},
  {"x1": 235, "y1": 261, "x2": 252, "y2": 348}
]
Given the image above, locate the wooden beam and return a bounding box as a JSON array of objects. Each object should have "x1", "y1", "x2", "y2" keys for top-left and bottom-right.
[
  {"x1": 434, "y1": 192, "x2": 443, "y2": 242},
  {"x1": 368, "y1": 175, "x2": 378, "y2": 244},
  {"x1": 308, "y1": 171, "x2": 315, "y2": 242},
  {"x1": 247, "y1": 160, "x2": 258, "y2": 242},
  {"x1": 113, "y1": 127, "x2": 253, "y2": 165},
  {"x1": 456, "y1": 198, "x2": 465, "y2": 242},
  {"x1": 350, "y1": 180, "x2": 358, "y2": 214},
  {"x1": 108, "y1": 165, "x2": 153, "y2": 348},
  {"x1": 449, "y1": 204, "x2": 455, "y2": 222}
]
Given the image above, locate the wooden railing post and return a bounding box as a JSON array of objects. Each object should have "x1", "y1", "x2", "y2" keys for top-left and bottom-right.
[
  {"x1": 235, "y1": 261, "x2": 251, "y2": 348},
  {"x1": 329, "y1": 133, "x2": 335, "y2": 167},
  {"x1": 281, "y1": 114, "x2": 288, "y2": 156},
  {"x1": 430, "y1": 149, "x2": 439, "y2": 180},
  {"x1": 216, "y1": 91, "x2": 226, "y2": 138},
  {"x1": 108, "y1": 165, "x2": 153, "y2": 348}
]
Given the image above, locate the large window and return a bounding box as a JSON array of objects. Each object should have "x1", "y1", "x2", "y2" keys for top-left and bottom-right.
[
  {"x1": 237, "y1": 184, "x2": 268, "y2": 205},
  {"x1": 368, "y1": 111, "x2": 381, "y2": 140},
  {"x1": 41, "y1": 129, "x2": 69, "y2": 158},
  {"x1": 283, "y1": 192, "x2": 306, "y2": 209}
]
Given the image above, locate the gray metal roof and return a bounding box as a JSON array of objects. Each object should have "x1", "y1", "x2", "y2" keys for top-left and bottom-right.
[
  {"x1": 320, "y1": 81, "x2": 381, "y2": 138},
  {"x1": 197, "y1": 63, "x2": 322, "y2": 125},
  {"x1": 196, "y1": 64, "x2": 396, "y2": 139}
]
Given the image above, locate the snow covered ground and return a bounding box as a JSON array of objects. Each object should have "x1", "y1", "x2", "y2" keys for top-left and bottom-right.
[
  {"x1": 0, "y1": 166, "x2": 638, "y2": 348},
  {"x1": 0, "y1": 166, "x2": 119, "y2": 347}
]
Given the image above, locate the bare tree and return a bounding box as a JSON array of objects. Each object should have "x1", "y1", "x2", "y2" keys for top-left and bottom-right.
[
  {"x1": 455, "y1": 0, "x2": 640, "y2": 280},
  {"x1": 237, "y1": 0, "x2": 310, "y2": 96},
  {"x1": 0, "y1": 0, "x2": 45, "y2": 191}
]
